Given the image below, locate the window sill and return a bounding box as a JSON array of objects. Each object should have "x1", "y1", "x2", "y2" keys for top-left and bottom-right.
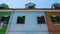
[
  {"x1": 38, "y1": 23, "x2": 46, "y2": 24},
  {"x1": 53, "y1": 24, "x2": 60, "y2": 25},
  {"x1": 18, "y1": 23, "x2": 24, "y2": 24},
  {"x1": 17, "y1": 24, "x2": 24, "y2": 25}
]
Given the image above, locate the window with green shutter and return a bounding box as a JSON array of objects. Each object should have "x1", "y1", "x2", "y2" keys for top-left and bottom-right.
[
  {"x1": 37, "y1": 16, "x2": 45, "y2": 24},
  {"x1": 50, "y1": 16, "x2": 60, "y2": 24},
  {"x1": 1, "y1": 16, "x2": 10, "y2": 24},
  {"x1": 17, "y1": 16, "x2": 25, "y2": 24}
]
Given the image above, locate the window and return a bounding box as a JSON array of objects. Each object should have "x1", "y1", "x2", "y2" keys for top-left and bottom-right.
[
  {"x1": 37, "y1": 16, "x2": 45, "y2": 24},
  {"x1": 17, "y1": 16, "x2": 25, "y2": 24},
  {"x1": 1, "y1": 16, "x2": 10, "y2": 24},
  {"x1": 50, "y1": 16, "x2": 60, "y2": 24}
]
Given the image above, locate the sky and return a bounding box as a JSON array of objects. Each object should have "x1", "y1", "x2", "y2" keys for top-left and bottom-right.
[{"x1": 0, "y1": 0, "x2": 60, "y2": 8}]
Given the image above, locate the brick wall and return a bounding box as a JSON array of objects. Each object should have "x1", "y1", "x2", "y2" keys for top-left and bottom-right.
[{"x1": 45, "y1": 12, "x2": 60, "y2": 34}]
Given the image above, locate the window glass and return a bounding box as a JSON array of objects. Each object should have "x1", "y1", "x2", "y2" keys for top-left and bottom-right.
[
  {"x1": 37, "y1": 16, "x2": 45, "y2": 24},
  {"x1": 50, "y1": 16, "x2": 60, "y2": 24},
  {"x1": 17, "y1": 16, "x2": 25, "y2": 24},
  {"x1": 1, "y1": 16, "x2": 10, "y2": 24}
]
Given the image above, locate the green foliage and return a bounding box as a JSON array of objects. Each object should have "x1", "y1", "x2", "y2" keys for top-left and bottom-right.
[
  {"x1": 0, "y1": 3, "x2": 9, "y2": 9},
  {"x1": 28, "y1": 6, "x2": 35, "y2": 9},
  {"x1": 52, "y1": 3, "x2": 60, "y2": 9}
]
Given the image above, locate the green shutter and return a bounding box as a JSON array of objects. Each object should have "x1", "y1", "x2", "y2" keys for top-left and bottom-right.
[
  {"x1": 50, "y1": 16, "x2": 54, "y2": 22},
  {"x1": 41, "y1": 16, "x2": 45, "y2": 23},
  {"x1": 22, "y1": 16, "x2": 25, "y2": 24}
]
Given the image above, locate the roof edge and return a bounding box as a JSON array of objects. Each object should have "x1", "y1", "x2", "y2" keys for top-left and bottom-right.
[{"x1": 0, "y1": 8, "x2": 60, "y2": 10}]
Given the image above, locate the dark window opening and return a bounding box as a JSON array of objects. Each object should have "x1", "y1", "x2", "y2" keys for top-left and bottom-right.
[
  {"x1": 37, "y1": 16, "x2": 45, "y2": 24},
  {"x1": 1, "y1": 16, "x2": 10, "y2": 24},
  {"x1": 50, "y1": 16, "x2": 60, "y2": 24},
  {"x1": 17, "y1": 16, "x2": 25, "y2": 24}
]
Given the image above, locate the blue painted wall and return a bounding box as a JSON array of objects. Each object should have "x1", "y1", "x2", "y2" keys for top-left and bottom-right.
[{"x1": 8, "y1": 11, "x2": 49, "y2": 34}]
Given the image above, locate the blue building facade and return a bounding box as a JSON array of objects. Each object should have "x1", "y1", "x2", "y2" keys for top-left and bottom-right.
[{"x1": 7, "y1": 10, "x2": 49, "y2": 34}]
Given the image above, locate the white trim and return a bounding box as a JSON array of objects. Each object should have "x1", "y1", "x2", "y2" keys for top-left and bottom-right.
[
  {"x1": 0, "y1": 10, "x2": 60, "y2": 12},
  {"x1": 51, "y1": 15, "x2": 57, "y2": 17},
  {"x1": 2, "y1": 15, "x2": 9, "y2": 17},
  {"x1": 37, "y1": 15, "x2": 43, "y2": 17},
  {"x1": 53, "y1": 24, "x2": 60, "y2": 25},
  {"x1": 18, "y1": 16, "x2": 24, "y2": 17},
  {"x1": 14, "y1": 10, "x2": 60, "y2": 12},
  {"x1": 0, "y1": 10, "x2": 13, "y2": 12}
]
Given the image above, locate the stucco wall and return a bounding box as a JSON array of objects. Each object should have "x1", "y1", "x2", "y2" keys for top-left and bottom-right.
[{"x1": 8, "y1": 11, "x2": 48, "y2": 34}]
